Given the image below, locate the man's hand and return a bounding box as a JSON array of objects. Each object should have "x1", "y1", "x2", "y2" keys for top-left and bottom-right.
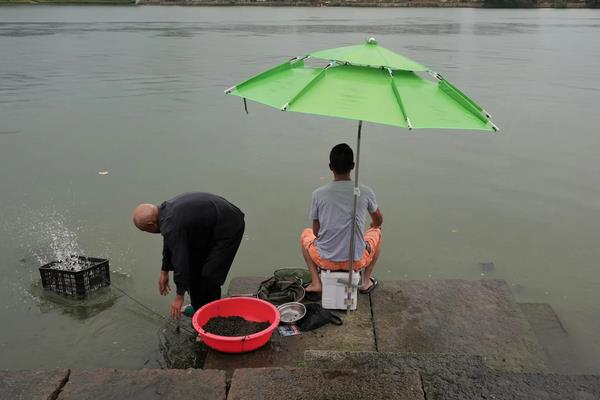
[
  {"x1": 369, "y1": 208, "x2": 383, "y2": 229},
  {"x1": 170, "y1": 294, "x2": 184, "y2": 319},
  {"x1": 159, "y1": 270, "x2": 170, "y2": 296}
]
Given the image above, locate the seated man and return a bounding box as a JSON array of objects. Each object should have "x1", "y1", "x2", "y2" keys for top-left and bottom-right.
[{"x1": 300, "y1": 143, "x2": 383, "y2": 295}]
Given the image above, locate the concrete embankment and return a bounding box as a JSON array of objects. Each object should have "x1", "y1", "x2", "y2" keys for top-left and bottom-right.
[{"x1": 3, "y1": 278, "x2": 600, "y2": 399}]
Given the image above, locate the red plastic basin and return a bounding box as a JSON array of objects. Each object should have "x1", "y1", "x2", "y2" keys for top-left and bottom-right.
[{"x1": 192, "y1": 297, "x2": 280, "y2": 353}]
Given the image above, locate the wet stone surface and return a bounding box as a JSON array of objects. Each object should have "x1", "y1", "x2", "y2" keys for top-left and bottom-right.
[
  {"x1": 304, "y1": 351, "x2": 488, "y2": 381},
  {"x1": 518, "y1": 302, "x2": 583, "y2": 374},
  {"x1": 157, "y1": 319, "x2": 207, "y2": 369},
  {"x1": 203, "y1": 287, "x2": 375, "y2": 379},
  {"x1": 226, "y1": 276, "x2": 266, "y2": 297},
  {"x1": 371, "y1": 279, "x2": 550, "y2": 372},
  {"x1": 228, "y1": 367, "x2": 425, "y2": 400},
  {"x1": 422, "y1": 371, "x2": 600, "y2": 400},
  {"x1": 60, "y1": 369, "x2": 226, "y2": 400},
  {"x1": 0, "y1": 369, "x2": 69, "y2": 400}
]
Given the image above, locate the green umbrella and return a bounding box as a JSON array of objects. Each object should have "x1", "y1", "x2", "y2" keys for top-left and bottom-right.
[{"x1": 226, "y1": 38, "x2": 498, "y2": 311}]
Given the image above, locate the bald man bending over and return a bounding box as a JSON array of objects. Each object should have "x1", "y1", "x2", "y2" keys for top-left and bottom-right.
[{"x1": 133, "y1": 192, "x2": 245, "y2": 319}]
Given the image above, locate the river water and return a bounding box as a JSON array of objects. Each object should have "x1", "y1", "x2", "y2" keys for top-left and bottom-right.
[{"x1": 0, "y1": 6, "x2": 599, "y2": 371}]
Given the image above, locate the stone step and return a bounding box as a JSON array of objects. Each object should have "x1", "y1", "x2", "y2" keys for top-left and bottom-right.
[
  {"x1": 371, "y1": 279, "x2": 549, "y2": 372},
  {"x1": 227, "y1": 367, "x2": 425, "y2": 400},
  {"x1": 518, "y1": 302, "x2": 583, "y2": 374},
  {"x1": 0, "y1": 369, "x2": 69, "y2": 400},
  {"x1": 302, "y1": 351, "x2": 600, "y2": 400},
  {"x1": 226, "y1": 276, "x2": 266, "y2": 297},
  {"x1": 422, "y1": 371, "x2": 600, "y2": 400},
  {"x1": 210, "y1": 278, "x2": 551, "y2": 375},
  {"x1": 204, "y1": 277, "x2": 375, "y2": 379},
  {"x1": 58, "y1": 369, "x2": 226, "y2": 400},
  {"x1": 303, "y1": 350, "x2": 488, "y2": 383}
]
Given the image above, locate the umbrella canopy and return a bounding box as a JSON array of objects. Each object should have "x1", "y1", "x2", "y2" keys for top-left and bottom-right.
[
  {"x1": 308, "y1": 38, "x2": 428, "y2": 72},
  {"x1": 227, "y1": 39, "x2": 497, "y2": 132},
  {"x1": 226, "y1": 39, "x2": 498, "y2": 311}
]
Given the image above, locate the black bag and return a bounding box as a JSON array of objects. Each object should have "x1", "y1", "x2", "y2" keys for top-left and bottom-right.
[{"x1": 297, "y1": 303, "x2": 343, "y2": 332}]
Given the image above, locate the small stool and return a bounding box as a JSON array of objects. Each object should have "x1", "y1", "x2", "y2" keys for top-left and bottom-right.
[{"x1": 320, "y1": 269, "x2": 360, "y2": 310}]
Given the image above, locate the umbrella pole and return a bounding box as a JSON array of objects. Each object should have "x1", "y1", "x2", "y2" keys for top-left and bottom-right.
[{"x1": 347, "y1": 120, "x2": 362, "y2": 313}]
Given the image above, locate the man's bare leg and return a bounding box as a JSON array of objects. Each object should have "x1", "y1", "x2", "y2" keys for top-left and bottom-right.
[
  {"x1": 362, "y1": 243, "x2": 381, "y2": 291},
  {"x1": 301, "y1": 244, "x2": 322, "y2": 293}
]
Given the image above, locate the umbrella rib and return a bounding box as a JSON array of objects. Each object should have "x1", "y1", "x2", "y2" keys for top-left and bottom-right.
[
  {"x1": 437, "y1": 78, "x2": 498, "y2": 130},
  {"x1": 281, "y1": 63, "x2": 333, "y2": 111},
  {"x1": 225, "y1": 57, "x2": 306, "y2": 95},
  {"x1": 389, "y1": 70, "x2": 412, "y2": 129},
  {"x1": 375, "y1": 47, "x2": 392, "y2": 70}
]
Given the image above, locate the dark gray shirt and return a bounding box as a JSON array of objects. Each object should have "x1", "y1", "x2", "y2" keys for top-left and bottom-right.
[{"x1": 159, "y1": 192, "x2": 244, "y2": 295}]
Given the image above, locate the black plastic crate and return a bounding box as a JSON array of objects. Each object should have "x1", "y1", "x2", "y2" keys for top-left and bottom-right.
[{"x1": 39, "y1": 256, "x2": 110, "y2": 298}]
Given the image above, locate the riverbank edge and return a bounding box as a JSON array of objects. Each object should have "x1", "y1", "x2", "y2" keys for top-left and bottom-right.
[
  {"x1": 3, "y1": 278, "x2": 600, "y2": 398},
  {"x1": 0, "y1": 0, "x2": 597, "y2": 7}
]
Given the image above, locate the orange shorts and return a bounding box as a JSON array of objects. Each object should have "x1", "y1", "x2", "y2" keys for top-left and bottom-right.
[{"x1": 300, "y1": 227, "x2": 382, "y2": 271}]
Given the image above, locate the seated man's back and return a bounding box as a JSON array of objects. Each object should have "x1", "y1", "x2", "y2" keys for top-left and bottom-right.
[
  {"x1": 300, "y1": 143, "x2": 383, "y2": 294},
  {"x1": 311, "y1": 180, "x2": 377, "y2": 263}
]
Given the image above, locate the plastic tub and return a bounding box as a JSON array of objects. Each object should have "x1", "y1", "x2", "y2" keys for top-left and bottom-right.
[{"x1": 192, "y1": 297, "x2": 280, "y2": 353}]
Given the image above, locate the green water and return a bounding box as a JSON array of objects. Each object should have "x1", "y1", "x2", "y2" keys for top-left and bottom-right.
[{"x1": 0, "y1": 6, "x2": 599, "y2": 371}]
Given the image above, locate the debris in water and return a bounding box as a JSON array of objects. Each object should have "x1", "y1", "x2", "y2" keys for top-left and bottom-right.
[
  {"x1": 480, "y1": 261, "x2": 495, "y2": 273},
  {"x1": 202, "y1": 316, "x2": 270, "y2": 337}
]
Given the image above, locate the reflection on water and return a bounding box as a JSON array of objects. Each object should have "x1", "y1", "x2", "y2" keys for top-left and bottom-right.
[
  {"x1": 0, "y1": 21, "x2": 463, "y2": 37},
  {"x1": 32, "y1": 283, "x2": 117, "y2": 321},
  {"x1": 1, "y1": 20, "x2": 600, "y2": 38}
]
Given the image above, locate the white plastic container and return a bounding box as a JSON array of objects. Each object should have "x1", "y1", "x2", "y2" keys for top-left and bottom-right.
[{"x1": 321, "y1": 270, "x2": 360, "y2": 310}]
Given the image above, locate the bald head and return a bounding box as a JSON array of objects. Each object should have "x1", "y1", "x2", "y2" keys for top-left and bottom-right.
[{"x1": 132, "y1": 203, "x2": 160, "y2": 233}]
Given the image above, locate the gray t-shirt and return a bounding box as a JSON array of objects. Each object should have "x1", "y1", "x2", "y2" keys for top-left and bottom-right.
[{"x1": 310, "y1": 181, "x2": 378, "y2": 262}]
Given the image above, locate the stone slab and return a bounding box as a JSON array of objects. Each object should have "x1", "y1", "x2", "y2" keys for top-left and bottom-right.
[
  {"x1": 518, "y1": 302, "x2": 582, "y2": 374},
  {"x1": 371, "y1": 280, "x2": 549, "y2": 372},
  {"x1": 423, "y1": 372, "x2": 600, "y2": 400},
  {"x1": 228, "y1": 367, "x2": 425, "y2": 400},
  {"x1": 226, "y1": 276, "x2": 266, "y2": 297},
  {"x1": 304, "y1": 350, "x2": 488, "y2": 397},
  {"x1": 204, "y1": 278, "x2": 375, "y2": 378},
  {"x1": 59, "y1": 369, "x2": 226, "y2": 400},
  {"x1": 304, "y1": 350, "x2": 487, "y2": 378},
  {"x1": 0, "y1": 369, "x2": 69, "y2": 400}
]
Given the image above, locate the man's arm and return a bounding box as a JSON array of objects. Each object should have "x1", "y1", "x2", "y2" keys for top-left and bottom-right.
[
  {"x1": 164, "y1": 231, "x2": 191, "y2": 319},
  {"x1": 159, "y1": 241, "x2": 172, "y2": 295},
  {"x1": 312, "y1": 219, "x2": 320, "y2": 238},
  {"x1": 162, "y1": 241, "x2": 174, "y2": 271},
  {"x1": 369, "y1": 208, "x2": 383, "y2": 228}
]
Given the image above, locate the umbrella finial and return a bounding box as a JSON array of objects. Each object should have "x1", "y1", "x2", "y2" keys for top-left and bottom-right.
[{"x1": 367, "y1": 37, "x2": 378, "y2": 45}]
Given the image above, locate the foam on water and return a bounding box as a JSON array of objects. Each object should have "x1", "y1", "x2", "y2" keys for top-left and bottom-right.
[{"x1": 19, "y1": 210, "x2": 87, "y2": 272}]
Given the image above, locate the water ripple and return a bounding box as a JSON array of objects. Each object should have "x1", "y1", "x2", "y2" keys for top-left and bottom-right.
[{"x1": 2, "y1": 21, "x2": 598, "y2": 38}]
